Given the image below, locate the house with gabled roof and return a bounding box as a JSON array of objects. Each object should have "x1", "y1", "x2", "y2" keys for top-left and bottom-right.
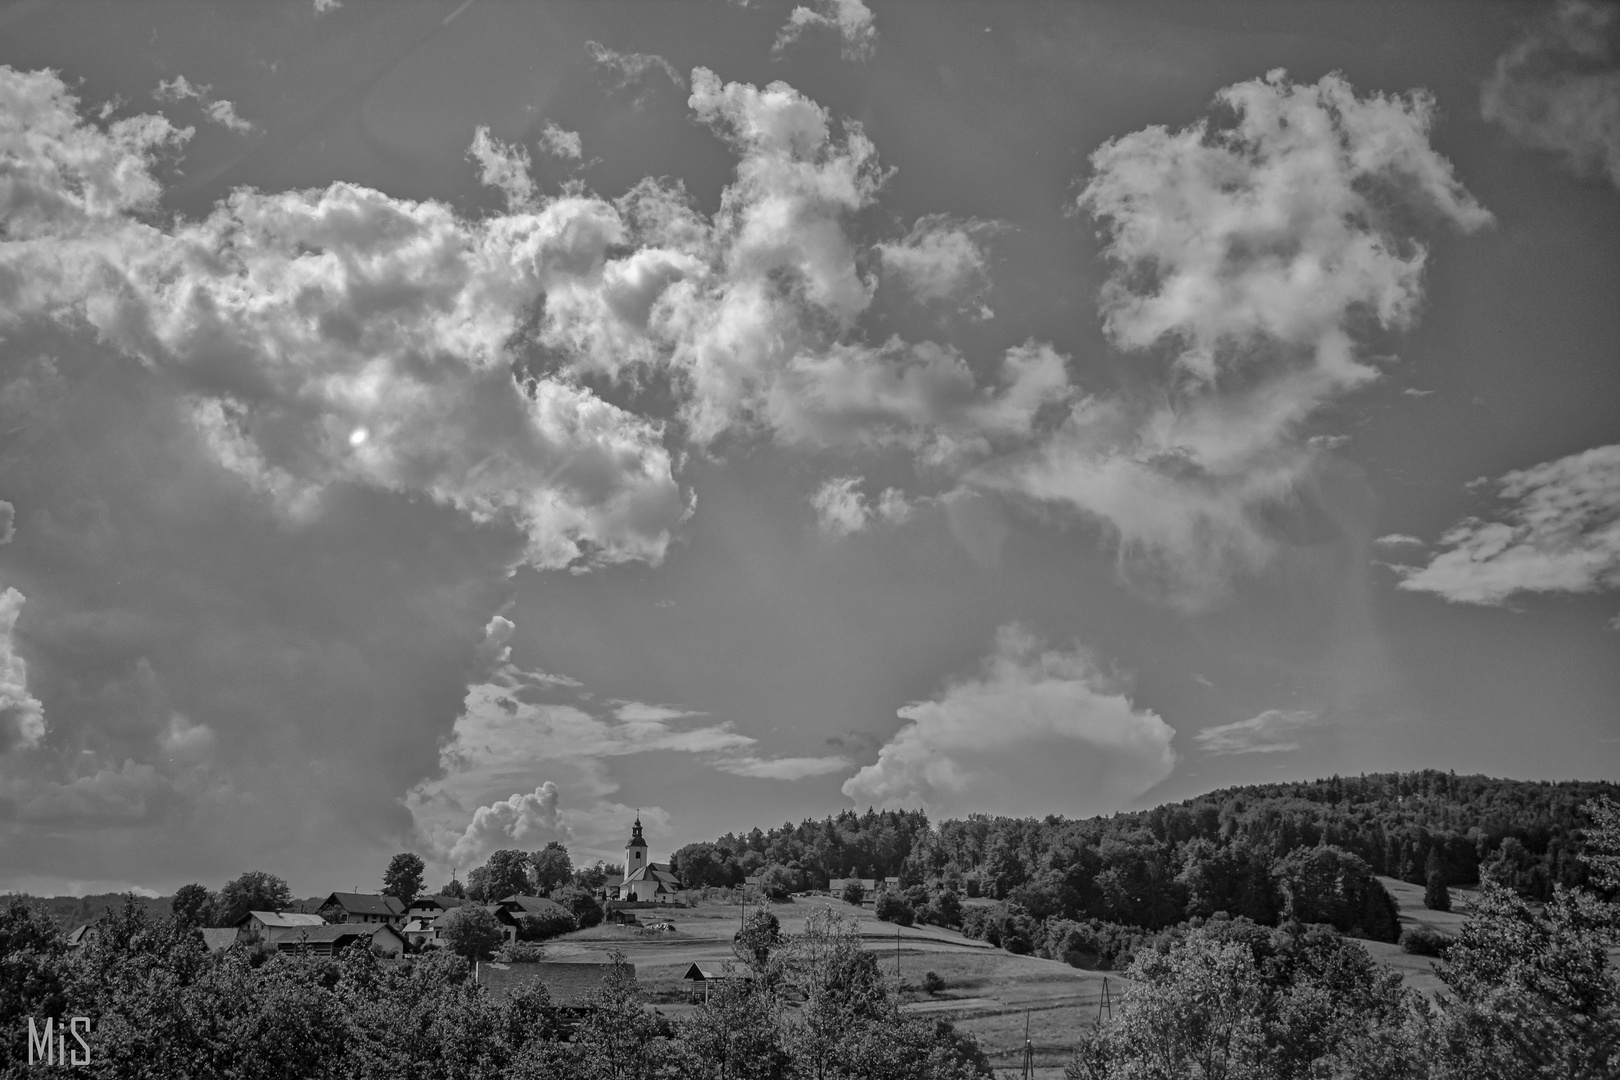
[
  {"x1": 496, "y1": 894, "x2": 572, "y2": 921},
  {"x1": 235, "y1": 910, "x2": 325, "y2": 943},
  {"x1": 318, "y1": 892, "x2": 405, "y2": 926},
  {"x1": 272, "y1": 922, "x2": 406, "y2": 957}
]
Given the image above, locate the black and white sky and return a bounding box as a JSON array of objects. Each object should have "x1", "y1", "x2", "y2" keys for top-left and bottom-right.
[{"x1": 0, "y1": 0, "x2": 1616, "y2": 897}]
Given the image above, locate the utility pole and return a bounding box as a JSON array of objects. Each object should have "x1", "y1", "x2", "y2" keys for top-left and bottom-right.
[{"x1": 1022, "y1": 1009, "x2": 1032, "y2": 1079}]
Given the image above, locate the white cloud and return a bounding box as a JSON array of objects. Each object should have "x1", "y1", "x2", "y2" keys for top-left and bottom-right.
[
  {"x1": 712, "y1": 754, "x2": 850, "y2": 779},
  {"x1": 538, "y1": 121, "x2": 582, "y2": 160},
  {"x1": 154, "y1": 75, "x2": 254, "y2": 134},
  {"x1": 774, "y1": 0, "x2": 877, "y2": 62},
  {"x1": 1, "y1": 67, "x2": 689, "y2": 574},
  {"x1": 1395, "y1": 443, "x2": 1620, "y2": 605},
  {"x1": 812, "y1": 476, "x2": 870, "y2": 536},
  {"x1": 313, "y1": 0, "x2": 341, "y2": 13},
  {"x1": 1373, "y1": 533, "x2": 1426, "y2": 549},
  {"x1": 877, "y1": 215, "x2": 991, "y2": 304},
  {"x1": 584, "y1": 41, "x2": 685, "y2": 91},
  {"x1": 981, "y1": 70, "x2": 1491, "y2": 607},
  {"x1": 611, "y1": 701, "x2": 704, "y2": 722},
  {"x1": 467, "y1": 125, "x2": 535, "y2": 208},
  {"x1": 1192, "y1": 709, "x2": 1318, "y2": 755},
  {"x1": 0, "y1": 587, "x2": 45, "y2": 753},
  {"x1": 0, "y1": 500, "x2": 13, "y2": 544},
  {"x1": 447, "y1": 781, "x2": 567, "y2": 866},
  {"x1": 842, "y1": 625, "x2": 1176, "y2": 819},
  {"x1": 1482, "y1": 0, "x2": 1620, "y2": 189}
]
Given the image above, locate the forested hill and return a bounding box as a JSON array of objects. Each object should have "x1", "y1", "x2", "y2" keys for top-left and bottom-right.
[{"x1": 676, "y1": 771, "x2": 1620, "y2": 920}]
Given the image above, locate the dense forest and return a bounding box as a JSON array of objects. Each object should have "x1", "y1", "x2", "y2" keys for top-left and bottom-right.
[{"x1": 672, "y1": 771, "x2": 1620, "y2": 958}]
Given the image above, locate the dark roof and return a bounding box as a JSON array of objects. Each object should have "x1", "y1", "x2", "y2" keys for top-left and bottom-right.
[
  {"x1": 65, "y1": 925, "x2": 94, "y2": 946},
  {"x1": 321, "y1": 892, "x2": 405, "y2": 918},
  {"x1": 198, "y1": 928, "x2": 238, "y2": 952},
  {"x1": 269, "y1": 923, "x2": 406, "y2": 950},
  {"x1": 683, "y1": 963, "x2": 753, "y2": 981},
  {"x1": 409, "y1": 894, "x2": 465, "y2": 911},
  {"x1": 498, "y1": 895, "x2": 571, "y2": 918},
  {"x1": 476, "y1": 960, "x2": 632, "y2": 1007}
]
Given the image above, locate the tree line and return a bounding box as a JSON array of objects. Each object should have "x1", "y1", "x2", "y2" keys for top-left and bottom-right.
[{"x1": 0, "y1": 897, "x2": 991, "y2": 1079}]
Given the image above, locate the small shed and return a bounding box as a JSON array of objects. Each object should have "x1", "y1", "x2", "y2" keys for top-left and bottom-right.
[
  {"x1": 682, "y1": 962, "x2": 754, "y2": 1001},
  {"x1": 198, "y1": 928, "x2": 239, "y2": 952}
]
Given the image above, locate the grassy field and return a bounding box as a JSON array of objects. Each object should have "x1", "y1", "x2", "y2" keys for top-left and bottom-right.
[
  {"x1": 538, "y1": 896, "x2": 1113, "y2": 1074},
  {"x1": 538, "y1": 877, "x2": 1567, "y2": 1075}
]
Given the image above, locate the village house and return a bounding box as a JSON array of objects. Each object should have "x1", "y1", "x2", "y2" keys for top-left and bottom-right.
[
  {"x1": 235, "y1": 910, "x2": 325, "y2": 943},
  {"x1": 271, "y1": 923, "x2": 406, "y2": 958},
  {"x1": 403, "y1": 894, "x2": 465, "y2": 921},
  {"x1": 615, "y1": 816, "x2": 682, "y2": 903},
  {"x1": 318, "y1": 892, "x2": 405, "y2": 926},
  {"x1": 496, "y1": 894, "x2": 572, "y2": 922}
]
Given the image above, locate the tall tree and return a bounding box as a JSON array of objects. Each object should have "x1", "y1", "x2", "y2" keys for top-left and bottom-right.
[
  {"x1": 439, "y1": 905, "x2": 505, "y2": 962},
  {"x1": 170, "y1": 883, "x2": 215, "y2": 929},
  {"x1": 529, "y1": 842, "x2": 573, "y2": 895},
  {"x1": 214, "y1": 870, "x2": 294, "y2": 928},
  {"x1": 382, "y1": 853, "x2": 425, "y2": 907},
  {"x1": 469, "y1": 849, "x2": 530, "y2": 902}
]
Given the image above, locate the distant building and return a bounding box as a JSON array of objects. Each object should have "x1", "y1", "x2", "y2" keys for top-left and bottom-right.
[
  {"x1": 616, "y1": 816, "x2": 682, "y2": 903},
  {"x1": 404, "y1": 894, "x2": 465, "y2": 922},
  {"x1": 683, "y1": 962, "x2": 754, "y2": 1002},
  {"x1": 318, "y1": 892, "x2": 405, "y2": 926},
  {"x1": 271, "y1": 923, "x2": 406, "y2": 957},
  {"x1": 236, "y1": 910, "x2": 325, "y2": 943},
  {"x1": 197, "y1": 928, "x2": 238, "y2": 953}
]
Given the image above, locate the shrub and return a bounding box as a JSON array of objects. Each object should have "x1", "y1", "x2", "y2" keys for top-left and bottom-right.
[
  {"x1": 874, "y1": 890, "x2": 914, "y2": 926},
  {"x1": 551, "y1": 885, "x2": 603, "y2": 930},
  {"x1": 841, "y1": 880, "x2": 866, "y2": 906},
  {"x1": 440, "y1": 904, "x2": 504, "y2": 961},
  {"x1": 518, "y1": 909, "x2": 576, "y2": 942},
  {"x1": 922, "y1": 970, "x2": 946, "y2": 994},
  {"x1": 1400, "y1": 926, "x2": 1451, "y2": 957}
]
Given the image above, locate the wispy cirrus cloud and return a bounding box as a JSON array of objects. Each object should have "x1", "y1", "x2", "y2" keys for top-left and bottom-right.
[
  {"x1": 1394, "y1": 444, "x2": 1620, "y2": 605},
  {"x1": 774, "y1": 0, "x2": 877, "y2": 62},
  {"x1": 154, "y1": 74, "x2": 254, "y2": 134},
  {"x1": 1192, "y1": 709, "x2": 1318, "y2": 755},
  {"x1": 585, "y1": 41, "x2": 685, "y2": 91},
  {"x1": 1482, "y1": 0, "x2": 1620, "y2": 189}
]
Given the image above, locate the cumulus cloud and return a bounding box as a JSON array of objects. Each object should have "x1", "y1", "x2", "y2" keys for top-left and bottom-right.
[
  {"x1": 154, "y1": 75, "x2": 254, "y2": 134},
  {"x1": 410, "y1": 629, "x2": 840, "y2": 869},
  {"x1": 1374, "y1": 533, "x2": 1426, "y2": 549},
  {"x1": 980, "y1": 70, "x2": 1491, "y2": 606},
  {"x1": 1192, "y1": 709, "x2": 1318, "y2": 755},
  {"x1": 877, "y1": 215, "x2": 992, "y2": 304},
  {"x1": 812, "y1": 476, "x2": 870, "y2": 536},
  {"x1": 1, "y1": 67, "x2": 688, "y2": 573},
  {"x1": 447, "y1": 781, "x2": 566, "y2": 866},
  {"x1": 1482, "y1": 0, "x2": 1620, "y2": 188},
  {"x1": 467, "y1": 125, "x2": 536, "y2": 208},
  {"x1": 842, "y1": 625, "x2": 1176, "y2": 819},
  {"x1": 0, "y1": 588, "x2": 46, "y2": 754},
  {"x1": 1394, "y1": 443, "x2": 1620, "y2": 605},
  {"x1": 313, "y1": 0, "x2": 341, "y2": 13},
  {"x1": 538, "y1": 121, "x2": 582, "y2": 160},
  {"x1": 774, "y1": 0, "x2": 877, "y2": 62},
  {"x1": 585, "y1": 41, "x2": 685, "y2": 91}
]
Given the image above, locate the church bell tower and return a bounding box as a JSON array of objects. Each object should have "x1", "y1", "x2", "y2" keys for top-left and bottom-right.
[{"x1": 625, "y1": 814, "x2": 648, "y2": 879}]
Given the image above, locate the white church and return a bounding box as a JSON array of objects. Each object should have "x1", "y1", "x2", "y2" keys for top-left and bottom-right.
[{"x1": 615, "y1": 815, "x2": 683, "y2": 903}]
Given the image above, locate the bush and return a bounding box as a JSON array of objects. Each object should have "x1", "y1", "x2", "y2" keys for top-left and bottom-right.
[
  {"x1": 518, "y1": 909, "x2": 576, "y2": 942},
  {"x1": 874, "y1": 890, "x2": 914, "y2": 926},
  {"x1": 1399, "y1": 925, "x2": 1451, "y2": 957},
  {"x1": 841, "y1": 880, "x2": 866, "y2": 906},
  {"x1": 551, "y1": 886, "x2": 603, "y2": 930},
  {"x1": 440, "y1": 904, "x2": 505, "y2": 961},
  {"x1": 922, "y1": 970, "x2": 946, "y2": 994}
]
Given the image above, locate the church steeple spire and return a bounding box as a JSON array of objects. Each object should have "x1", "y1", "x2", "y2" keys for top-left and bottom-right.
[{"x1": 626, "y1": 813, "x2": 647, "y2": 849}]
